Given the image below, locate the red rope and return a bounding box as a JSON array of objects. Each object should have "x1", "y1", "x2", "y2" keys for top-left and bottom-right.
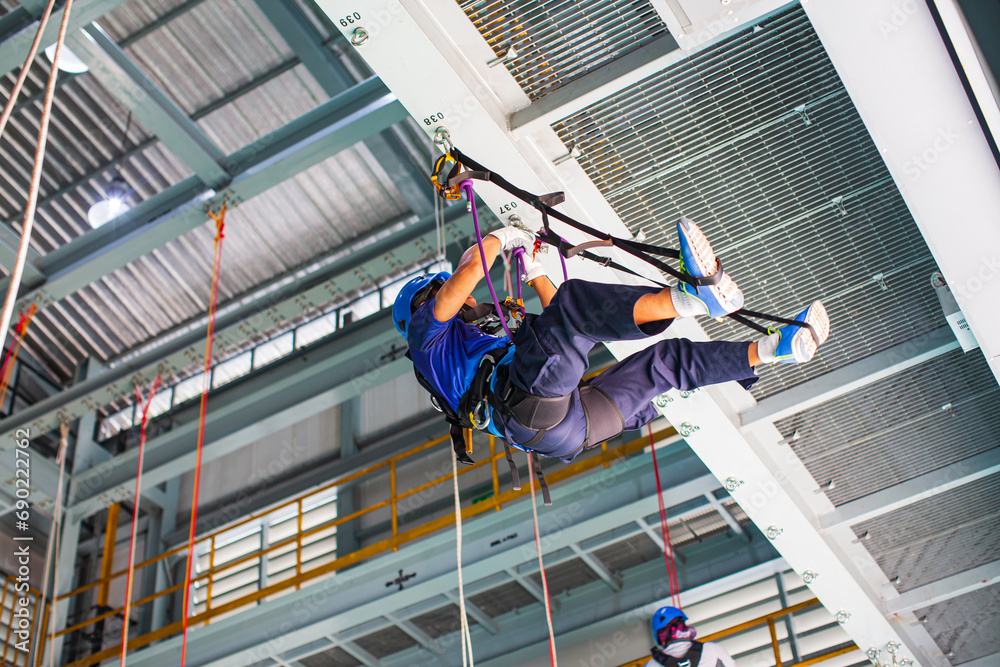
[
  {"x1": 528, "y1": 456, "x2": 558, "y2": 666},
  {"x1": 180, "y1": 207, "x2": 227, "y2": 665},
  {"x1": 649, "y1": 425, "x2": 681, "y2": 610},
  {"x1": 119, "y1": 375, "x2": 161, "y2": 666},
  {"x1": 0, "y1": 304, "x2": 36, "y2": 409}
]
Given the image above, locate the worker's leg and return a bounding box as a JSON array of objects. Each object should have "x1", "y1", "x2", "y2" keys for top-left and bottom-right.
[
  {"x1": 509, "y1": 279, "x2": 672, "y2": 398},
  {"x1": 585, "y1": 338, "x2": 758, "y2": 430}
]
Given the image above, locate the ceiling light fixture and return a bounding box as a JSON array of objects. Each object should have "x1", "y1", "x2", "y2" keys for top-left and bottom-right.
[
  {"x1": 44, "y1": 43, "x2": 88, "y2": 73},
  {"x1": 88, "y1": 112, "x2": 136, "y2": 228}
]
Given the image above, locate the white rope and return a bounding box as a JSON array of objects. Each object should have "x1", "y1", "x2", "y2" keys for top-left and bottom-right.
[
  {"x1": 0, "y1": 0, "x2": 75, "y2": 358},
  {"x1": 33, "y1": 422, "x2": 68, "y2": 667},
  {"x1": 451, "y1": 446, "x2": 474, "y2": 667},
  {"x1": 0, "y1": 0, "x2": 58, "y2": 140},
  {"x1": 528, "y1": 456, "x2": 558, "y2": 667}
]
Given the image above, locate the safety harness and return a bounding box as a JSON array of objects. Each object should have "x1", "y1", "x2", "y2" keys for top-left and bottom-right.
[{"x1": 651, "y1": 642, "x2": 703, "y2": 667}]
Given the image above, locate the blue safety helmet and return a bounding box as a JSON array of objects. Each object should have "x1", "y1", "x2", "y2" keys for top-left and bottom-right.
[
  {"x1": 651, "y1": 606, "x2": 687, "y2": 646},
  {"x1": 393, "y1": 272, "x2": 451, "y2": 336}
]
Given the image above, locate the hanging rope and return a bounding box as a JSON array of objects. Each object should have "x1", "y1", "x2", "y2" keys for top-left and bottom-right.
[
  {"x1": 451, "y1": 444, "x2": 475, "y2": 667},
  {"x1": 0, "y1": 0, "x2": 58, "y2": 141},
  {"x1": 0, "y1": 0, "x2": 75, "y2": 365},
  {"x1": 528, "y1": 453, "x2": 558, "y2": 667},
  {"x1": 460, "y1": 180, "x2": 515, "y2": 341},
  {"x1": 32, "y1": 421, "x2": 68, "y2": 667},
  {"x1": 0, "y1": 304, "x2": 38, "y2": 409},
  {"x1": 180, "y1": 203, "x2": 228, "y2": 665},
  {"x1": 119, "y1": 376, "x2": 162, "y2": 666},
  {"x1": 648, "y1": 425, "x2": 681, "y2": 609}
]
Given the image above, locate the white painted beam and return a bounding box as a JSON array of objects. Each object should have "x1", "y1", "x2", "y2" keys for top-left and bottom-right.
[
  {"x1": 741, "y1": 326, "x2": 960, "y2": 428},
  {"x1": 509, "y1": 35, "x2": 684, "y2": 135},
  {"x1": 886, "y1": 560, "x2": 1000, "y2": 614},
  {"x1": 801, "y1": 0, "x2": 1000, "y2": 385},
  {"x1": 819, "y1": 448, "x2": 1000, "y2": 530}
]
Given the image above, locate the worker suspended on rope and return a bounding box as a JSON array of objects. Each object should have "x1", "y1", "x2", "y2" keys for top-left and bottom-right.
[
  {"x1": 394, "y1": 215, "x2": 830, "y2": 502},
  {"x1": 646, "y1": 607, "x2": 735, "y2": 667}
]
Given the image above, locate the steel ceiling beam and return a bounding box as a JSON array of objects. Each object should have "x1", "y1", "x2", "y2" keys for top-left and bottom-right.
[
  {"x1": 1, "y1": 76, "x2": 405, "y2": 317},
  {"x1": 801, "y1": 0, "x2": 1000, "y2": 385},
  {"x1": 68, "y1": 23, "x2": 230, "y2": 187},
  {"x1": 254, "y1": 0, "x2": 434, "y2": 217},
  {"x1": 123, "y1": 459, "x2": 724, "y2": 666},
  {"x1": 741, "y1": 326, "x2": 961, "y2": 428},
  {"x1": 818, "y1": 447, "x2": 1000, "y2": 531},
  {"x1": 0, "y1": 0, "x2": 127, "y2": 75},
  {"x1": 885, "y1": 560, "x2": 1000, "y2": 614},
  {"x1": 311, "y1": 1, "x2": 945, "y2": 663},
  {"x1": 65, "y1": 308, "x2": 406, "y2": 520},
  {"x1": 0, "y1": 202, "x2": 469, "y2": 445}
]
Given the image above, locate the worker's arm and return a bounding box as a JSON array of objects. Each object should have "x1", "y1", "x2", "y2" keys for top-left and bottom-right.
[
  {"x1": 529, "y1": 276, "x2": 557, "y2": 308},
  {"x1": 433, "y1": 227, "x2": 536, "y2": 323},
  {"x1": 522, "y1": 252, "x2": 557, "y2": 308}
]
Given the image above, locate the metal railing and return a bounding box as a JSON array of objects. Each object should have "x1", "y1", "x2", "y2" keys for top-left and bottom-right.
[
  {"x1": 52, "y1": 426, "x2": 673, "y2": 667},
  {"x1": 618, "y1": 598, "x2": 859, "y2": 667},
  {"x1": 1, "y1": 572, "x2": 48, "y2": 667}
]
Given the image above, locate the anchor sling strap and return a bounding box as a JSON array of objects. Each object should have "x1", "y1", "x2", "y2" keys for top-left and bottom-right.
[
  {"x1": 437, "y1": 148, "x2": 821, "y2": 342},
  {"x1": 650, "y1": 642, "x2": 704, "y2": 667}
]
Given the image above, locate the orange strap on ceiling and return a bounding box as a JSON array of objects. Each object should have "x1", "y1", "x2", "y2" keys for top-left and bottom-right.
[
  {"x1": 649, "y1": 424, "x2": 681, "y2": 610},
  {"x1": 0, "y1": 303, "x2": 38, "y2": 410},
  {"x1": 180, "y1": 203, "x2": 228, "y2": 666},
  {"x1": 119, "y1": 375, "x2": 162, "y2": 666}
]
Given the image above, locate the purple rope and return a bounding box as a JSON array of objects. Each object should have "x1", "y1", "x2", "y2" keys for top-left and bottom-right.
[
  {"x1": 461, "y1": 180, "x2": 514, "y2": 341},
  {"x1": 554, "y1": 234, "x2": 569, "y2": 282},
  {"x1": 511, "y1": 246, "x2": 524, "y2": 303}
]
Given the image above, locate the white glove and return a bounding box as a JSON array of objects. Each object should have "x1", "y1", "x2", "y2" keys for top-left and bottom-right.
[
  {"x1": 520, "y1": 252, "x2": 547, "y2": 283},
  {"x1": 488, "y1": 225, "x2": 536, "y2": 252}
]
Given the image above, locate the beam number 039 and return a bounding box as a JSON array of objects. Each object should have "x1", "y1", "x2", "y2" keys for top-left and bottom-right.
[{"x1": 340, "y1": 12, "x2": 361, "y2": 27}]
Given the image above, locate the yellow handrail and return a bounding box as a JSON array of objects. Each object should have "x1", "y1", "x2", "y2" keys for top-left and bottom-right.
[
  {"x1": 54, "y1": 426, "x2": 675, "y2": 667},
  {"x1": 617, "y1": 598, "x2": 859, "y2": 667}
]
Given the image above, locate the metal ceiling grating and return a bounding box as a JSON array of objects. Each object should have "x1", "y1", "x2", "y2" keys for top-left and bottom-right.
[
  {"x1": 916, "y1": 583, "x2": 1000, "y2": 665},
  {"x1": 553, "y1": 6, "x2": 940, "y2": 399},
  {"x1": 297, "y1": 646, "x2": 361, "y2": 667},
  {"x1": 409, "y1": 603, "x2": 477, "y2": 639},
  {"x1": 459, "y1": 0, "x2": 668, "y2": 101},
  {"x1": 351, "y1": 623, "x2": 419, "y2": 659},
  {"x1": 593, "y1": 531, "x2": 663, "y2": 574},
  {"x1": 778, "y1": 349, "x2": 1000, "y2": 505},
  {"x1": 468, "y1": 579, "x2": 537, "y2": 618},
  {"x1": 854, "y1": 472, "x2": 1000, "y2": 593},
  {"x1": 529, "y1": 556, "x2": 600, "y2": 595}
]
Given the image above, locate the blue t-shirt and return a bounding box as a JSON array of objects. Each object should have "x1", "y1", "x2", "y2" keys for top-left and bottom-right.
[{"x1": 407, "y1": 298, "x2": 510, "y2": 433}]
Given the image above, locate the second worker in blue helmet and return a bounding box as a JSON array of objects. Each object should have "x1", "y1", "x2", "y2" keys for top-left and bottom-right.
[{"x1": 394, "y1": 219, "x2": 830, "y2": 464}]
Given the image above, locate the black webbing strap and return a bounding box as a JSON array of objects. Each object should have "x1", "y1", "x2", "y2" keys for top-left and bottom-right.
[
  {"x1": 530, "y1": 451, "x2": 552, "y2": 506},
  {"x1": 503, "y1": 441, "x2": 521, "y2": 490},
  {"x1": 449, "y1": 149, "x2": 721, "y2": 289},
  {"x1": 449, "y1": 148, "x2": 821, "y2": 343}
]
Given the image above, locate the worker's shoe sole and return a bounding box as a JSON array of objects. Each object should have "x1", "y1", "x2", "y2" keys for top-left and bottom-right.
[
  {"x1": 774, "y1": 300, "x2": 830, "y2": 363},
  {"x1": 676, "y1": 217, "x2": 744, "y2": 318}
]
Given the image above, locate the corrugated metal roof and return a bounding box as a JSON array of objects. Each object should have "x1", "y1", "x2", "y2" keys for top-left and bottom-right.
[
  {"x1": 552, "y1": 6, "x2": 942, "y2": 400},
  {"x1": 2, "y1": 0, "x2": 415, "y2": 382}
]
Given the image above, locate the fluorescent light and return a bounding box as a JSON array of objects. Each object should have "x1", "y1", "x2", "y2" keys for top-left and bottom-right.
[
  {"x1": 44, "y1": 44, "x2": 88, "y2": 74},
  {"x1": 88, "y1": 177, "x2": 131, "y2": 228}
]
